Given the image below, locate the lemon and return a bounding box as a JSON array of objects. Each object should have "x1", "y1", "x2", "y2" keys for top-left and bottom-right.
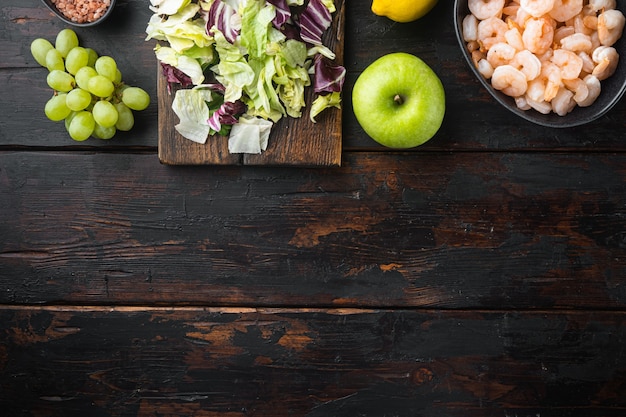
[{"x1": 371, "y1": 0, "x2": 439, "y2": 23}]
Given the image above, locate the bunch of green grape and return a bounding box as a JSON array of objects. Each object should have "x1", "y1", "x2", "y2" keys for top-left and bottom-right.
[{"x1": 30, "y1": 28, "x2": 150, "y2": 141}]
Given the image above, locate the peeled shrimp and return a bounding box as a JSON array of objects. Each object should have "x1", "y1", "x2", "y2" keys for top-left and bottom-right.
[
  {"x1": 463, "y1": 14, "x2": 480, "y2": 42},
  {"x1": 469, "y1": 0, "x2": 506, "y2": 20},
  {"x1": 541, "y1": 61, "x2": 562, "y2": 101},
  {"x1": 478, "y1": 58, "x2": 495, "y2": 78},
  {"x1": 515, "y1": 95, "x2": 532, "y2": 110},
  {"x1": 588, "y1": 0, "x2": 616, "y2": 13},
  {"x1": 491, "y1": 64, "x2": 529, "y2": 96},
  {"x1": 551, "y1": 49, "x2": 584, "y2": 79},
  {"x1": 522, "y1": 17, "x2": 555, "y2": 54},
  {"x1": 559, "y1": 32, "x2": 593, "y2": 53},
  {"x1": 598, "y1": 9, "x2": 626, "y2": 47},
  {"x1": 578, "y1": 51, "x2": 595, "y2": 74},
  {"x1": 551, "y1": 87, "x2": 576, "y2": 115},
  {"x1": 526, "y1": 95, "x2": 553, "y2": 113},
  {"x1": 563, "y1": 77, "x2": 590, "y2": 103},
  {"x1": 577, "y1": 74, "x2": 601, "y2": 106},
  {"x1": 592, "y1": 45, "x2": 619, "y2": 80},
  {"x1": 478, "y1": 16, "x2": 509, "y2": 50},
  {"x1": 504, "y1": 27, "x2": 525, "y2": 50},
  {"x1": 549, "y1": 0, "x2": 583, "y2": 22},
  {"x1": 487, "y1": 42, "x2": 517, "y2": 67},
  {"x1": 520, "y1": 0, "x2": 555, "y2": 17},
  {"x1": 511, "y1": 49, "x2": 542, "y2": 80}
]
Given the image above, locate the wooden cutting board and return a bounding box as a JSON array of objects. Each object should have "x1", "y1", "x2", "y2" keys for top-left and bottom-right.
[{"x1": 157, "y1": 0, "x2": 345, "y2": 167}]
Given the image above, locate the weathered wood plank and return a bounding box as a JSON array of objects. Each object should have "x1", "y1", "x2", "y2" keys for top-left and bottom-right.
[
  {"x1": 1, "y1": 306, "x2": 625, "y2": 417},
  {"x1": 2, "y1": 151, "x2": 625, "y2": 308}
]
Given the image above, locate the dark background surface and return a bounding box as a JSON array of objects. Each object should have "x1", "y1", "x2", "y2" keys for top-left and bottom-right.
[{"x1": 2, "y1": 1, "x2": 626, "y2": 416}]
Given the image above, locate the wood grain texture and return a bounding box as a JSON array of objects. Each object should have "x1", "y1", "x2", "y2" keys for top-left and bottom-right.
[
  {"x1": 2, "y1": 151, "x2": 625, "y2": 309},
  {"x1": 156, "y1": 0, "x2": 345, "y2": 166},
  {"x1": 2, "y1": 307, "x2": 626, "y2": 417},
  {"x1": 3, "y1": 1, "x2": 626, "y2": 416}
]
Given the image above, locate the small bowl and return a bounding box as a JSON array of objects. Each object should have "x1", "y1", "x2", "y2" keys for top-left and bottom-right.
[
  {"x1": 454, "y1": 0, "x2": 626, "y2": 128},
  {"x1": 41, "y1": 0, "x2": 116, "y2": 27}
]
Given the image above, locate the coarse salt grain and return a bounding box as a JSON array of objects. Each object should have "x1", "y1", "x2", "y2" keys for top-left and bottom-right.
[{"x1": 50, "y1": 0, "x2": 111, "y2": 24}]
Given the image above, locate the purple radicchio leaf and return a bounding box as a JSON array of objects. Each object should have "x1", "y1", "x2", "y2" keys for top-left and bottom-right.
[
  {"x1": 207, "y1": 100, "x2": 247, "y2": 132},
  {"x1": 205, "y1": 0, "x2": 239, "y2": 44},
  {"x1": 298, "y1": 0, "x2": 332, "y2": 45},
  {"x1": 266, "y1": 0, "x2": 291, "y2": 29},
  {"x1": 313, "y1": 54, "x2": 346, "y2": 93},
  {"x1": 161, "y1": 62, "x2": 193, "y2": 94}
]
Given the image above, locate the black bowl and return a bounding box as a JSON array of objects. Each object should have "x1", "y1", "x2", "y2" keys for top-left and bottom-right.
[
  {"x1": 41, "y1": 0, "x2": 116, "y2": 27},
  {"x1": 454, "y1": 0, "x2": 626, "y2": 128}
]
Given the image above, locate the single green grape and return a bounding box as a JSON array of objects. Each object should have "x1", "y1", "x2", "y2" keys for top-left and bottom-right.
[
  {"x1": 93, "y1": 123, "x2": 117, "y2": 140},
  {"x1": 121, "y1": 87, "x2": 150, "y2": 111},
  {"x1": 95, "y1": 56, "x2": 118, "y2": 81},
  {"x1": 68, "y1": 111, "x2": 95, "y2": 141},
  {"x1": 65, "y1": 111, "x2": 78, "y2": 131},
  {"x1": 114, "y1": 102, "x2": 134, "y2": 131},
  {"x1": 55, "y1": 28, "x2": 79, "y2": 58},
  {"x1": 75, "y1": 66, "x2": 98, "y2": 90},
  {"x1": 87, "y1": 74, "x2": 115, "y2": 98},
  {"x1": 65, "y1": 88, "x2": 92, "y2": 111},
  {"x1": 114, "y1": 68, "x2": 122, "y2": 84},
  {"x1": 44, "y1": 94, "x2": 71, "y2": 121},
  {"x1": 31, "y1": 38, "x2": 54, "y2": 67},
  {"x1": 92, "y1": 100, "x2": 119, "y2": 128},
  {"x1": 65, "y1": 47, "x2": 89, "y2": 75},
  {"x1": 47, "y1": 70, "x2": 75, "y2": 92},
  {"x1": 45, "y1": 48, "x2": 65, "y2": 72},
  {"x1": 85, "y1": 48, "x2": 99, "y2": 67}
]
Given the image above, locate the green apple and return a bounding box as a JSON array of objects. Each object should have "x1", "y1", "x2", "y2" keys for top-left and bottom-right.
[{"x1": 352, "y1": 52, "x2": 445, "y2": 148}]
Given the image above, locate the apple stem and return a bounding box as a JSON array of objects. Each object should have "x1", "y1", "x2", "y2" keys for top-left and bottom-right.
[{"x1": 394, "y1": 94, "x2": 404, "y2": 105}]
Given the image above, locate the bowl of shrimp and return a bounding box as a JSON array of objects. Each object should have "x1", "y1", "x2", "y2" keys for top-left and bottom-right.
[{"x1": 455, "y1": 0, "x2": 626, "y2": 128}]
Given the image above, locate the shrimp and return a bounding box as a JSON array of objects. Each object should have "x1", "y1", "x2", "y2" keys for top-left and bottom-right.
[
  {"x1": 491, "y1": 64, "x2": 528, "y2": 96},
  {"x1": 511, "y1": 49, "x2": 542, "y2": 80},
  {"x1": 478, "y1": 16, "x2": 509, "y2": 51},
  {"x1": 588, "y1": 0, "x2": 616, "y2": 13},
  {"x1": 520, "y1": 0, "x2": 555, "y2": 17},
  {"x1": 573, "y1": 13, "x2": 594, "y2": 36},
  {"x1": 559, "y1": 32, "x2": 593, "y2": 53},
  {"x1": 527, "y1": 77, "x2": 547, "y2": 101},
  {"x1": 526, "y1": 95, "x2": 553, "y2": 113},
  {"x1": 463, "y1": 14, "x2": 479, "y2": 42},
  {"x1": 487, "y1": 42, "x2": 517, "y2": 67},
  {"x1": 505, "y1": 27, "x2": 525, "y2": 50},
  {"x1": 592, "y1": 45, "x2": 619, "y2": 80},
  {"x1": 541, "y1": 61, "x2": 562, "y2": 101},
  {"x1": 469, "y1": 0, "x2": 506, "y2": 20},
  {"x1": 554, "y1": 25, "x2": 576, "y2": 45},
  {"x1": 522, "y1": 16, "x2": 555, "y2": 55},
  {"x1": 549, "y1": 0, "x2": 583, "y2": 23},
  {"x1": 472, "y1": 49, "x2": 487, "y2": 67},
  {"x1": 577, "y1": 74, "x2": 601, "y2": 107},
  {"x1": 551, "y1": 87, "x2": 576, "y2": 115},
  {"x1": 478, "y1": 58, "x2": 495, "y2": 79},
  {"x1": 578, "y1": 51, "x2": 596, "y2": 74},
  {"x1": 563, "y1": 77, "x2": 590, "y2": 103},
  {"x1": 503, "y1": 4, "x2": 520, "y2": 18},
  {"x1": 598, "y1": 9, "x2": 626, "y2": 47},
  {"x1": 515, "y1": 95, "x2": 532, "y2": 110},
  {"x1": 551, "y1": 49, "x2": 584, "y2": 79}
]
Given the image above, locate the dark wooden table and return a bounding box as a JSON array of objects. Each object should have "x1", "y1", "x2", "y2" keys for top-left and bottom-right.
[{"x1": 2, "y1": 1, "x2": 626, "y2": 416}]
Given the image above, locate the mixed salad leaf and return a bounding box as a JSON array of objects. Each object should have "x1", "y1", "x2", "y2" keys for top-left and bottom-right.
[{"x1": 146, "y1": 0, "x2": 345, "y2": 154}]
